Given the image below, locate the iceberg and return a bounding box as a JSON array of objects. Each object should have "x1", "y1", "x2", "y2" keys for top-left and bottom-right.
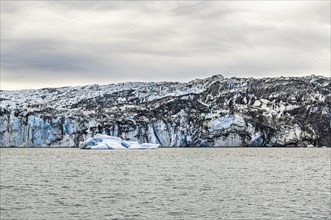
[{"x1": 79, "y1": 134, "x2": 160, "y2": 150}]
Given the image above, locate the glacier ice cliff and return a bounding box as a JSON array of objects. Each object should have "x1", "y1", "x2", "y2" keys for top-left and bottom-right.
[{"x1": 0, "y1": 74, "x2": 330, "y2": 147}]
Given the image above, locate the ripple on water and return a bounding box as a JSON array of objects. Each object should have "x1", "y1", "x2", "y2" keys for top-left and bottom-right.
[{"x1": 0, "y1": 148, "x2": 330, "y2": 220}]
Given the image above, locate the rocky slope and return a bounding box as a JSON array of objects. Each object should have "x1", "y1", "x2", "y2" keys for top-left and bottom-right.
[{"x1": 1, "y1": 74, "x2": 330, "y2": 147}]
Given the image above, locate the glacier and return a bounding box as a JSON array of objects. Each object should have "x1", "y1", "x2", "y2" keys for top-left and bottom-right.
[{"x1": 0, "y1": 74, "x2": 330, "y2": 147}]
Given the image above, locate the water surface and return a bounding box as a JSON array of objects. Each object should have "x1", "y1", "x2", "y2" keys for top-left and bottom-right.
[{"x1": 1, "y1": 148, "x2": 330, "y2": 219}]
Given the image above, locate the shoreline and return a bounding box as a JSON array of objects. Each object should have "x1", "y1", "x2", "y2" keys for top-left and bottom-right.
[{"x1": 0, "y1": 146, "x2": 329, "y2": 149}]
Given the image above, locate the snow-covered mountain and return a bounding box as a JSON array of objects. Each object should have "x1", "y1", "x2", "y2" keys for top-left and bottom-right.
[{"x1": 1, "y1": 74, "x2": 330, "y2": 147}]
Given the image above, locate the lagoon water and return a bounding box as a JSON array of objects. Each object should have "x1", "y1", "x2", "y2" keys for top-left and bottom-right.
[{"x1": 0, "y1": 148, "x2": 330, "y2": 220}]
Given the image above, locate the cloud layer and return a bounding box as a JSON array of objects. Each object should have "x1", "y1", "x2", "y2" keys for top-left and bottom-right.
[{"x1": 1, "y1": 1, "x2": 330, "y2": 90}]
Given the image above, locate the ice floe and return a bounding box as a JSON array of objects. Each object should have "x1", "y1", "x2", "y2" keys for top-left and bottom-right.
[{"x1": 79, "y1": 134, "x2": 160, "y2": 150}]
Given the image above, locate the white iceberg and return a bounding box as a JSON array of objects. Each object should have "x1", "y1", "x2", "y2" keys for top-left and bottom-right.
[{"x1": 79, "y1": 134, "x2": 159, "y2": 150}]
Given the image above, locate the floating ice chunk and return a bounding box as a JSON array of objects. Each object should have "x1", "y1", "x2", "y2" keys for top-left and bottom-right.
[
  {"x1": 121, "y1": 140, "x2": 131, "y2": 148},
  {"x1": 79, "y1": 134, "x2": 159, "y2": 150},
  {"x1": 94, "y1": 134, "x2": 122, "y2": 142},
  {"x1": 127, "y1": 141, "x2": 143, "y2": 149},
  {"x1": 85, "y1": 138, "x2": 96, "y2": 146},
  {"x1": 91, "y1": 145, "x2": 108, "y2": 150},
  {"x1": 103, "y1": 139, "x2": 127, "y2": 149}
]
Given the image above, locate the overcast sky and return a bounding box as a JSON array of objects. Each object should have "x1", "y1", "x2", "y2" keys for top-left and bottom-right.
[{"x1": 1, "y1": 1, "x2": 330, "y2": 90}]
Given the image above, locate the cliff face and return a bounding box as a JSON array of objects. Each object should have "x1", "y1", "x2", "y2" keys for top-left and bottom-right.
[{"x1": 1, "y1": 75, "x2": 330, "y2": 147}]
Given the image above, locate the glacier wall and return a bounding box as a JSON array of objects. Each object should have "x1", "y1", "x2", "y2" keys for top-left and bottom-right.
[{"x1": 1, "y1": 74, "x2": 330, "y2": 147}]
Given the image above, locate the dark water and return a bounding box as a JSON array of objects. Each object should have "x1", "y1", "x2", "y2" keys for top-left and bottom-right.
[{"x1": 0, "y1": 148, "x2": 330, "y2": 220}]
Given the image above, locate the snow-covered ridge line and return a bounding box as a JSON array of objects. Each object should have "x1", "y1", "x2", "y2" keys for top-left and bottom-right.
[{"x1": 0, "y1": 74, "x2": 330, "y2": 147}]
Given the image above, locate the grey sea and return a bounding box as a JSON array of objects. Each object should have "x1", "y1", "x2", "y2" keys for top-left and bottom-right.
[{"x1": 0, "y1": 148, "x2": 330, "y2": 220}]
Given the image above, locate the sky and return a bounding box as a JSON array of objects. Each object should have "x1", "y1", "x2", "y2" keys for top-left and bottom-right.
[{"x1": 1, "y1": 1, "x2": 330, "y2": 90}]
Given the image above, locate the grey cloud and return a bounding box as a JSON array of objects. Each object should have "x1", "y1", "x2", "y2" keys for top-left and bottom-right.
[{"x1": 1, "y1": 1, "x2": 330, "y2": 90}]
